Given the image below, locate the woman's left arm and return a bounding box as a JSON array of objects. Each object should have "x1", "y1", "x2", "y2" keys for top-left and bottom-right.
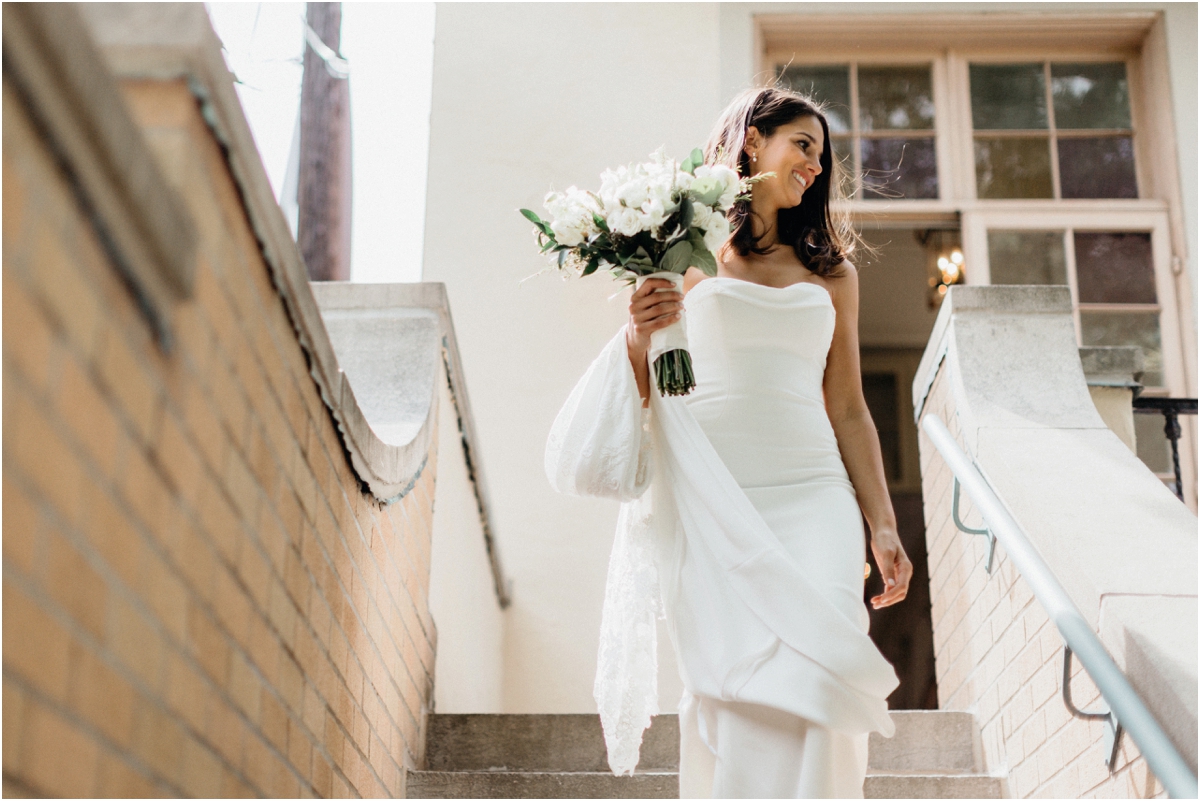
[{"x1": 823, "y1": 262, "x2": 913, "y2": 609}]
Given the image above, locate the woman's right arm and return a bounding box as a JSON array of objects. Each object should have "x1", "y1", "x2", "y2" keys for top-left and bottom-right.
[{"x1": 626, "y1": 278, "x2": 683, "y2": 406}]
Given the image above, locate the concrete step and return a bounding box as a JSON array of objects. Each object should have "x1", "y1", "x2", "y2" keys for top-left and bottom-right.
[
  {"x1": 413, "y1": 711, "x2": 1003, "y2": 799},
  {"x1": 407, "y1": 769, "x2": 1005, "y2": 799},
  {"x1": 406, "y1": 770, "x2": 678, "y2": 799},
  {"x1": 423, "y1": 710, "x2": 980, "y2": 774},
  {"x1": 864, "y1": 773, "x2": 1005, "y2": 798},
  {"x1": 868, "y1": 710, "x2": 981, "y2": 773},
  {"x1": 423, "y1": 713, "x2": 679, "y2": 772}
]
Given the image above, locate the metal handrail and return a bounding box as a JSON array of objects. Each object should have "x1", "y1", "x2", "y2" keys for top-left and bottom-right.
[
  {"x1": 1131, "y1": 397, "x2": 1197, "y2": 502},
  {"x1": 922, "y1": 414, "x2": 1198, "y2": 799}
]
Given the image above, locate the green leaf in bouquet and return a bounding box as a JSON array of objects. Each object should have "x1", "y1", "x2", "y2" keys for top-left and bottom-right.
[
  {"x1": 558, "y1": 249, "x2": 568, "y2": 268},
  {"x1": 660, "y1": 239, "x2": 693, "y2": 274},
  {"x1": 520, "y1": 208, "x2": 554, "y2": 237},
  {"x1": 591, "y1": 212, "x2": 610, "y2": 233},
  {"x1": 677, "y1": 196, "x2": 694, "y2": 232},
  {"x1": 691, "y1": 244, "x2": 718, "y2": 276},
  {"x1": 582, "y1": 257, "x2": 601, "y2": 276},
  {"x1": 680, "y1": 147, "x2": 704, "y2": 175},
  {"x1": 691, "y1": 184, "x2": 722, "y2": 207}
]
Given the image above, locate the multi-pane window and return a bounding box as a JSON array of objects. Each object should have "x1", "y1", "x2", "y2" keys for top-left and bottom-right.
[
  {"x1": 970, "y1": 62, "x2": 1137, "y2": 199},
  {"x1": 987, "y1": 229, "x2": 1163, "y2": 386},
  {"x1": 777, "y1": 64, "x2": 938, "y2": 200}
]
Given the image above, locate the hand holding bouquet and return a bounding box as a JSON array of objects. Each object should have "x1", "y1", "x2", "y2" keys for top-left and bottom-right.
[{"x1": 520, "y1": 147, "x2": 768, "y2": 396}]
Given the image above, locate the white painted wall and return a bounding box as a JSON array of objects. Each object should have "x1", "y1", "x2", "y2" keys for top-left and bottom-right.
[
  {"x1": 424, "y1": 3, "x2": 724, "y2": 712},
  {"x1": 428, "y1": 371, "x2": 505, "y2": 713}
]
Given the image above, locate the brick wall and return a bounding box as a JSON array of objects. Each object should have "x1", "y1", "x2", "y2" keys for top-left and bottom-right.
[
  {"x1": 919, "y1": 363, "x2": 1162, "y2": 798},
  {"x1": 3, "y1": 74, "x2": 437, "y2": 797}
]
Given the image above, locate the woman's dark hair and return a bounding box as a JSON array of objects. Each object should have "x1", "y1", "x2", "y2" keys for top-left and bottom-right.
[{"x1": 704, "y1": 86, "x2": 857, "y2": 277}]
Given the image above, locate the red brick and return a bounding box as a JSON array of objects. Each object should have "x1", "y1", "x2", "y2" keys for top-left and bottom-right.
[
  {"x1": 154, "y1": 409, "x2": 205, "y2": 507},
  {"x1": 96, "y1": 326, "x2": 163, "y2": 445},
  {"x1": 212, "y1": 563, "x2": 252, "y2": 647},
  {"x1": 77, "y1": 479, "x2": 143, "y2": 589},
  {"x1": 7, "y1": 387, "x2": 86, "y2": 528},
  {"x1": 31, "y1": 217, "x2": 102, "y2": 360},
  {"x1": 107, "y1": 594, "x2": 166, "y2": 691},
  {"x1": 260, "y1": 688, "x2": 289, "y2": 753},
  {"x1": 187, "y1": 605, "x2": 230, "y2": 686},
  {"x1": 165, "y1": 651, "x2": 211, "y2": 735},
  {"x1": 3, "y1": 582, "x2": 72, "y2": 702},
  {"x1": 224, "y1": 446, "x2": 259, "y2": 524},
  {"x1": 312, "y1": 753, "x2": 333, "y2": 798},
  {"x1": 2, "y1": 273, "x2": 59, "y2": 395},
  {"x1": 23, "y1": 698, "x2": 100, "y2": 797},
  {"x1": 2, "y1": 679, "x2": 27, "y2": 776},
  {"x1": 119, "y1": 445, "x2": 176, "y2": 546},
  {"x1": 141, "y1": 547, "x2": 189, "y2": 641},
  {"x1": 179, "y1": 738, "x2": 223, "y2": 798},
  {"x1": 183, "y1": 387, "x2": 228, "y2": 477},
  {"x1": 56, "y1": 352, "x2": 122, "y2": 478},
  {"x1": 96, "y1": 751, "x2": 161, "y2": 798},
  {"x1": 2, "y1": 476, "x2": 40, "y2": 576},
  {"x1": 208, "y1": 695, "x2": 250, "y2": 766},
  {"x1": 197, "y1": 478, "x2": 241, "y2": 565}
]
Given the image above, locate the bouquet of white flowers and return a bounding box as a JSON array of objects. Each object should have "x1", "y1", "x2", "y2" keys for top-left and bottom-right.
[{"x1": 521, "y1": 146, "x2": 768, "y2": 396}]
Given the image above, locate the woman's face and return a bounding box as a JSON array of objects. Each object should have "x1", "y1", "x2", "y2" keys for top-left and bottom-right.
[{"x1": 745, "y1": 115, "x2": 825, "y2": 210}]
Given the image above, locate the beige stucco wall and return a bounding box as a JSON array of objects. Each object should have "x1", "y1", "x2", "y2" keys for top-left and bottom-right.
[
  {"x1": 423, "y1": 2, "x2": 1197, "y2": 714},
  {"x1": 428, "y1": 371, "x2": 506, "y2": 713}
]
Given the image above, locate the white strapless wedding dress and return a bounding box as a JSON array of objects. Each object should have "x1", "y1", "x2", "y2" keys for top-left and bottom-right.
[{"x1": 545, "y1": 275, "x2": 899, "y2": 799}]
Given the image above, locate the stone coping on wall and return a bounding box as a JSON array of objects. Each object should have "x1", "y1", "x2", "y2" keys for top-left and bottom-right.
[
  {"x1": 312, "y1": 282, "x2": 511, "y2": 609},
  {"x1": 1, "y1": 3, "x2": 196, "y2": 347},
  {"x1": 76, "y1": 2, "x2": 508, "y2": 607},
  {"x1": 912, "y1": 284, "x2": 1197, "y2": 771}
]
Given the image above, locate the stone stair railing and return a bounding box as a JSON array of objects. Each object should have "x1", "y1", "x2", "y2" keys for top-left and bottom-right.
[{"x1": 405, "y1": 711, "x2": 1005, "y2": 798}]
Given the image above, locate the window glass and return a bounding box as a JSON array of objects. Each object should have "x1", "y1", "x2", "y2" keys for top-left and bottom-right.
[
  {"x1": 1051, "y1": 63, "x2": 1131, "y2": 129},
  {"x1": 1080, "y1": 311, "x2": 1163, "y2": 387},
  {"x1": 987, "y1": 231, "x2": 1067, "y2": 285},
  {"x1": 858, "y1": 66, "x2": 935, "y2": 131},
  {"x1": 1058, "y1": 137, "x2": 1137, "y2": 199},
  {"x1": 861, "y1": 137, "x2": 938, "y2": 199},
  {"x1": 970, "y1": 64, "x2": 1048, "y2": 130},
  {"x1": 777, "y1": 65, "x2": 851, "y2": 133},
  {"x1": 974, "y1": 137, "x2": 1053, "y2": 199},
  {"x1": 1074, "y1": 232, "x2": 1156, "y2": 304}
]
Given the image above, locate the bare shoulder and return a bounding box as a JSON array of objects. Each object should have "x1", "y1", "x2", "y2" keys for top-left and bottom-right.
[
  {"x1": 825, "y1": 259, "x2": 859, "y2": 307},
  {"x1": 682, "y1": 266, "x2": 710, "y2": 295}
]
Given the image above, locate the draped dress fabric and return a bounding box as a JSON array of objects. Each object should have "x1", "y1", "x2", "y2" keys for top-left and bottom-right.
[{"x1": 544, "y1": 276, "x2": 899, "y2": 799}]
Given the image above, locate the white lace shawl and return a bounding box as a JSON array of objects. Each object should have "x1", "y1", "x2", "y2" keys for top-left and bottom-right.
[{"x1": 544, "y1": 326, "x2": 662, "y2": 775}]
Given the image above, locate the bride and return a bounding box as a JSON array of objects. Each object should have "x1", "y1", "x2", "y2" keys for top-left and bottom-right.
[{"x1": 545, "y1": 86, "x2": 913, "y2": 799}]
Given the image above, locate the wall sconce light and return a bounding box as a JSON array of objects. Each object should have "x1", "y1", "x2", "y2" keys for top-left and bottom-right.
[{"x1": 916, "y1": 229, "x2": 966, "y2": 309}]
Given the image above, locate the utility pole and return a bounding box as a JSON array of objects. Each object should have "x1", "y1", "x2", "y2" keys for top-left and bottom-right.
[{"x1": 297, "y1": 2, "x2": 352, "y2": 281}]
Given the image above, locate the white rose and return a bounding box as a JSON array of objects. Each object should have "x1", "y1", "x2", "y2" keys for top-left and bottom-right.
[
  {"x1": 552, "y1": 219, "x2": 587, "y2": 247},
  {"x1": 640, "y1": 196, "x2": 669, "y2": 230},
  {"x1": 609, "y1": 205, "x2": 644, "y2": 237},
  {"x1": 702, "y1": 212, "x2": 731, "y2": 254},
  {"x1": 616, "y1": 178, "x2": 649, "y2": 210},
  {"x1": 711, "y1": 164, "x2": 741, "y2": 209},
  {"x1": 690, "y1": 200, "x2": 715, "y2": 230}
]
